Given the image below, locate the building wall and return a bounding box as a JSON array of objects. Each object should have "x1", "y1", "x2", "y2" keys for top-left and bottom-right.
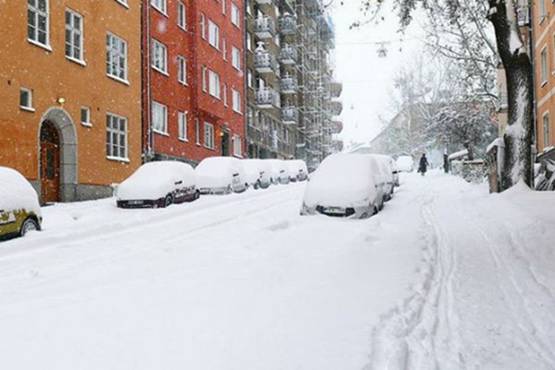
[
  {"x1": 144, "y1": 0, "x2": 246, "y2": 164},
  {"x1": 533, "y1": 0, "x2": 555, "y2": 152},
  {"x1": 0, "y1": 0, "x2": 142, "y2": 200}
]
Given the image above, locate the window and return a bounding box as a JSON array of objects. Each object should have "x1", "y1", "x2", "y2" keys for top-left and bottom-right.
[
  {"x1": 202, "y1": 66, "x2": 208, "y2": 92},
  {"x1": 223, "y1": 84, "x2": 228, "y2": 106},
  {"x1": 106, "y1": 33, "x2": 128, "y2": 82},
  {"x1": 222, "y1": 38, "x2": 227, "y2": 60},
  {"x1": 152, "y1": 101, "x2": 168, "y2": 134},
  {"x1": 246, "y1": 32, "x2": 252, "y2": 51},
  {"x1": 200, "y1": 13, "x2": 206, "y2": 39},
  {"x1": 151, "y1": 0, "x2": 167, "y2": 14},
  {"x1": 232, "y1": 46, "x2": 241, "y2": 70},
  {"x1": 81, "y1": 107, "x2": 91, "y2": 126},
  {"x1": 195, "y1": 118, "x2": 200, "y2": 144},
  {"x1": 541, "y1": 47, "x2": 548, "y2": 85},
  {"x1": 19, "y1": 88, "x2": 34, "y2": 111},
  {"x1": 152, "y1": 39, "x2": 168, "y2": 74},
  {"x1": 208, "y1": 70, "x2": 221, "y2": 98},
  {"x1": 231, "y1": 3, "x2": 240, "y2": 27},
  {"x1": 177, "y1": 56, "x2": 187, "y2": 84},
  {"x1": 204, "y1": 122, "x2": 215, "y2": 149},
  {"x1": 221, "y1": 0, "x2": 226, "y2": 14},
  {"x1": 177, "y1": 1, "x2": 186, "y2": 29},
  {"x1": 106, "y1": 114, "x2": 128, "y2": 160},
  {"x1": 247, "y1": 69, "x2": 253, "y2": 88},
  {"x1": 540, "y1": 0, "x2": 547, "y2": 20},
  {"x1": 65, "y1": 10, "x2": 83, "y2": 62},
  {"x1": 178, "y1": 111, "x2": 188, "y2": 141},
  {"x1": 208, "y1": 20, "x2": 220, "y2": 49},
  {"x1": 232, "y1": 89, "x2": 241, "y2": 113},
  {"x1": 28, "y1": 0, "x2": 49, "y2": 47},
  {"x1": 116, "y1": 0, "x2": 128, "y2": 7},
  {"x1": 232, "y1": 135, "x2": 242, "y2": 157},
  {"x1": 544, "y1": 113, "x2": 551, "y2": 147},
  {"x1": 246, "y1": 0, "x2": 251, "y2": 15}
]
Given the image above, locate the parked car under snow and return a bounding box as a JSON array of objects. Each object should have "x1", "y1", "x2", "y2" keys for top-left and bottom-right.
[
  {"x1": 371, "y1": 154, "x2": 396, "y2": 200},
  {"x1": 265, "y1": 159, "x2": 290, "y2": 185},
  {"x1": 196, "y1": 157, "x2": 248, "y2": 194},
  {"x1": 242, "y1": 159, "x2": 272, "y2": 189},
  {"x1": 0, "y1": 166, "x2": 42, "y2": 240},
  {"x1": 300, "y1": 154, "x2": 385, "y2": 219},
  {"x1": 116, "y1": 161, "x2": 199, "y2": 208},
  {"x1": 286, "y1": 160, "x2": 308, "y2": 182}
]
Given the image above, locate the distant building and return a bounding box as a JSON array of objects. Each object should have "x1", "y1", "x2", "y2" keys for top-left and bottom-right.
[
  {"x1": 143, "y1": 0, "x2": 246, "y2": 164},
  {"x1": 0, "y1": 0, "x2": 142, "y2": 203}
]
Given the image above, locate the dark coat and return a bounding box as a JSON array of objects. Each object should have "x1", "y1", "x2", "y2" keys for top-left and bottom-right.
[{"x1": 418, "y1": 155, "x2": 429, "y2": 172}]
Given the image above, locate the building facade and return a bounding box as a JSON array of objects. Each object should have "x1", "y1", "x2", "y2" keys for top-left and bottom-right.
[
  {"x1": 533, "y1": 0, "x2": 555, "y2": 154},
  {"x1": 245, "y1": 0, "x2": 297, "y2": 160},
  {"x1": 0, "y1": 0, "x2": 142, "y2": 203},
  {"x1": 144, "y1": 0, "x2": 246, "y2": 165}
]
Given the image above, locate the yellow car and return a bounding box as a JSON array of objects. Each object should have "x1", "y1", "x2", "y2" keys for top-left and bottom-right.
[{"x1": 0, "y1": 167, "x2": 42, "y2": 241}]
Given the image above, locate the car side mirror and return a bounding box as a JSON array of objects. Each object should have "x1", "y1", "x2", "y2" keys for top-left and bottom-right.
[{"x1": 175, "y1": 180, "x2": 183, "y2": 185}]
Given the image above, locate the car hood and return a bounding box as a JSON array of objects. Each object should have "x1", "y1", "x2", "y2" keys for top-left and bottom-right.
[
  {"x1": 303, "y1": 181, "x2": 377, "y2": 208},
  {"x1": 116, "y1": 178, "x2": 172, "y2": 200},
  {"x1": 196, "y1": 174, "x2": 231, "y2": 188}
]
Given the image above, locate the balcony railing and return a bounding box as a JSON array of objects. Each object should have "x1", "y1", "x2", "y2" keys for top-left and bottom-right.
[
  {"x1": 254, "y1": 52, "x2": 278, "y2": 74},
  {"x1": 256, "y1": 87, "x2": 281, "y2": 109},
  {"x1": 279, "y1": 45, "x2": 298, "y2": 65},
  {"x1": 280, "y1": 77, "x2": 298, "y2": 94},
  {"x1": 279, "y1": 14, "x2": 296, "y2": 35},
  {"x1": 282, "y1": 106, "x2": 299, "y2": 124},
  {"x1": 254, "y1": 16, "x2": 275, "y2": 39},
  {"x1": 329, "y1": 81, "x2": 343, "y2": 98},
  {"x1": 328, "y1": 100, "x2": 343, "y2": 115},
  {"x1": 330, "y1": 120, "x2": 343, "y2": 134}
]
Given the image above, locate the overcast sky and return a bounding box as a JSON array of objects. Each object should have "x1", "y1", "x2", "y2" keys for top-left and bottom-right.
[{"x1": 329, "y1": 1, "x2": 425, "y2": 147}]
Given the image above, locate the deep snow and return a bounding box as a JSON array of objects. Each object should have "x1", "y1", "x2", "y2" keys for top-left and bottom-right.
[{"x1": 0, "y1": 172, "x2": 553, "y2": 370}]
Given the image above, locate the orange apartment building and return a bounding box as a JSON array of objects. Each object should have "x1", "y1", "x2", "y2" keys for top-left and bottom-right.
[
  {"x1": 0, "y1": 0, "x2": 142, "y2": 203},
  {"x1": 533, "y1": 0, "x2": 555, "y2": 154}
]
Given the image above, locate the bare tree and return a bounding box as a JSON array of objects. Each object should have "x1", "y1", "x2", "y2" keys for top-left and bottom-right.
[{"x1": 357, "y1": 0, "x2": 533, "y2": 189}]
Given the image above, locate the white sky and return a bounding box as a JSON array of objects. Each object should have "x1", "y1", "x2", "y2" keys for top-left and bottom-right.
[{"x1": 329, "y1": 1, "x2": 425, "y2": 146}]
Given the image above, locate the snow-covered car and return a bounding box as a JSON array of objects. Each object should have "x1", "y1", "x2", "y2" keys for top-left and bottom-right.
[
  {"x1": 300, "y1": 153, "x2": 385, "y2": 218},
  {"x1": 242, "y1": 159, "x2": 272, "y2": 189},
  {"x1": 286, "y1": 160, "x2": 309, "y2": 182},
  {"x1": 116, "y1": 161, "x2": 199, "y2": 208},
  {"x1": 265, "y1": 159, "x2": 290, "y2": 185},
  {"x1": 396, "y1": 155, "x2": 414, "y2": 172},
  {"x1": 371, "y1": 154, "x2": 396, "y2": 199},
  {"x1": 196, "y1": 157, "x2": 248, "y2": 194},
  {"x1": 0, "y1": 166, "x2": 42, "y2": 240}
]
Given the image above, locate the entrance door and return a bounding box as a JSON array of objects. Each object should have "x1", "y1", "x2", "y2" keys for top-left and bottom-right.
[
  {"x1": 221, "y1": 131, "x2": 230, "y2": 156},
  {"x1": 40, "y1": 121, "x2": 60, "y2": 203}
]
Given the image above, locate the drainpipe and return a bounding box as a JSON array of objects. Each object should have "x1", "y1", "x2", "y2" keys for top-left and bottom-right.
[
  {"x1": 191, "y1": 0, "x2": 200, "y2": 156},
  {"x1": 528, "y1": 2, "x2": 537, "y2": 187},
  {"x1": 144, "y1": 1, "x2": 153, "y2": 162},
  {"x1": 243, "y1": 0, "x2": 248, "y2": 158}
]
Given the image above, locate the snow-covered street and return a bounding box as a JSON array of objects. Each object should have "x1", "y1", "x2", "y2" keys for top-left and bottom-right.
[{"x1": 0, "y1": 173, "x2": 554, "y2": 370}]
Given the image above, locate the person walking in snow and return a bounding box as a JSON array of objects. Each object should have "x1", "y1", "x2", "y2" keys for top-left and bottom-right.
[{"x1": 418, "y1": 153, "x2": 429, "y2": 176}]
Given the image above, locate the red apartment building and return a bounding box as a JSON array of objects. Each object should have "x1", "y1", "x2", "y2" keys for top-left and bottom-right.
[{"x1": 143, "y1": 0, "x2": 246, "y2": 165}]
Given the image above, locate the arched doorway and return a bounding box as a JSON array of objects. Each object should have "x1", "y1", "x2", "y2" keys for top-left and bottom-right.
[
  {"x1": 38, "y1": 108, "x2": 77, "y2": 203},
  {"x1": 40, "y1": 121, "x2": 60, "y2": 202}
]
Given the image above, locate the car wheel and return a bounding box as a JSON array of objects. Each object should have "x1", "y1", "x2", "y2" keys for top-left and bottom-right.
[
  {"x1": 194, "y1": 190, "x2": 200, "y2": 200},
  {"x1": 373, "y1": 206, "x2": 379, "y2": 215},
  {"x1": 226, "y1": 185, "x2": 232, "y2": 194},
  {"x1": 20, "y1": 218, "x2": 39, "y2": 236},
  {"x1": 164, "y1": 195, "x2": 173, "y2": 208}
]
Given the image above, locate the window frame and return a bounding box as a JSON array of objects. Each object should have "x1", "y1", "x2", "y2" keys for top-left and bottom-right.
[
  {"x1": 231, "y1": 3, "x2": 240, "y2": 27},
  {"x1": 19, "y1": 88, "x2": 34, "y2": 112},
  {"x1": 151, "y1": 0, "x2": 167, "y2": 15},
  {"x1": 177, "y1": 1, "x2": 187, "y2": 30},
  {"x1": 151, "y1": 38, "x2": 168, "y2": 75},
  {"x1": 543, "y1": 111, "x2": 551, "y2": 148},
  {"x1": 178, "y1": 111, "x2": 188, "y2": 141},
  {"x1": 106, "y1": 113, "x2": 129, "y2": 161},
  {"x1": 81, "y1": 106, "x2": 92, "y2": 127},
  {"x1": 106, "y1": 32, "x2": 128, "y2": 83},
  {"x1": 232, "y1": 89, "x2": 242, "y2": 113},
  {"x1": 151, "y1": 101, "x2": 168, "y2": 135},
  {"x1": 177, "y1": 55, "x2": 187, "y2": 84},
  {"x1": 231, "y1": 46, "x2": 241, "y2": 70},
  {"x1": 28, "y1": 0, "x2": 50, "y2": 49},
  {"x1": 204, "y1": 122, "x2": 215, "y2": 149},
  {"x1": 208, "y1": 70, "x2": 221, "y2": 99},
  {"x1": 208, "y1": 19, "x2": 220, "y2": 49},
  {"x1": 232, "y1": 134, "x2": 242, "y2": 157},
  {"x1": 65, "y1": 9, "x2": 85, "y2": 64},
  {"x1": 541, "y1": 46, "x2": 548, "y2": 86}
]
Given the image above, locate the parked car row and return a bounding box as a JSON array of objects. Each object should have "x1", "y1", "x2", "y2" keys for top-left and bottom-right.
[
  {"x1": 300, "y1": 153, "x2": 399, "y2": 219},
  {"x1": 116, "y1": 157, "x2": 309, "y2": 208}
]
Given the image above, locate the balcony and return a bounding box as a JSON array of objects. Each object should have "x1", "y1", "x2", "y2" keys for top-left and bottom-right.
[
  {"x1": 254, "y1": 16, "x2": 275, "y2": 39},
  {"x1": 279, "y1": 14, "x2": 296, "y2": 35},
  {"x1": 331, "y1": 120, "x2": 343, "y2": 134},
  {"x1": 282, "y1": 106, "x2": 299, "y2": 124},
  {"x1": 254, "y1": 51, "x2": 278, "y2": 74},
  {"x1": 256, "y1": 87, "x2": 281, "y2": 109},
  {"x1": 329, "y1": 100, "x2": 343, "y2": 115},
  {"x1": 279, "y1": 45, "x2": 298, "y2": 65},
  {"x1": 280, "y1": 76, "x2": 298, "y2": 94},
  {"x1": 255, "y1": 0, "x2": 272, "y2": 4},
  {"x1": 329, "y1": 81, "x2": 343, "y2": 98}
]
